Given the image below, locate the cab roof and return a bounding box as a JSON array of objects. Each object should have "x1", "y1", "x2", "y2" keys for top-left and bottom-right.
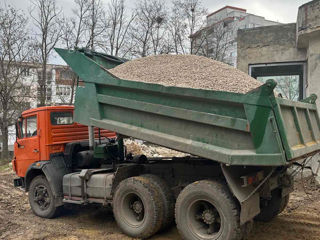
[{"x1": 22, "y1": 105, "x2": 74, "y2": 115}]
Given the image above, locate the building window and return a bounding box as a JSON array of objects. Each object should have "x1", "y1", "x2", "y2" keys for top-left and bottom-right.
[
  {"x1": 47, "y1": 87, "x2": 52, "y2": 101},
  {"x1": 60, "y1": 70, "x2": 74, "y2": 80},
  {"x1": 19, "y1": 67, "x2": 30, "y2": 76},
  {"x1": 257, "y1": 75, "x2": 300, "y2": 100},
  {"x1": 56, "y1": 86, "x2": 71, "y2": 96},
  {"x1": 249, "y1": 62, "x2": 306, "y2": 100}
]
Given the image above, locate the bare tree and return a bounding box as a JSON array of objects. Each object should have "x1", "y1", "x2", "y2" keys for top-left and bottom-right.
[
  {"x1": 275, "y1": 76, "x2": 300, "y2": 100},
  {"x1": 130, "y1": 0, "x2": 167, "y2": 57},
  {"x1": 171, "y1": 0, "x2": 207, "y2": 54},
  {"x1": 168, "y1": 7, "x2": 188, "y2": 54},
  {"x1": 149, "y1": 14, "x2": 170, "y2": 55},
  {"x1": 72, "y1": 0, "x2": 90, "y2": 48},
  {"x1": 30, "y1": 0, "x2": 62, "y2": 106},
  {"x1": 208, "y1": 22, "x2": 234, "y2": 63},
  {"x1": 193, "y1": 21, "x2": 234, "y2": 63},
  {"x1": 61, "y1": 0, "x2": 90, "y2": 104},
  {"x1": 102, "y1": 0, "x2": 135, "y2": 57},
  {"x1": 0, "y1": 6, "x2": 34, "y2": 159},
  {"x1": 85, "y1": 0, "x2": 105, "y2": 50}
]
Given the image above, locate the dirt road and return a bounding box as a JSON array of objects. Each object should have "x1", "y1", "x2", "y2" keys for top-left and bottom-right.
[{"x1": 1, "y1": 164, "x2": 319, "y2": 240}]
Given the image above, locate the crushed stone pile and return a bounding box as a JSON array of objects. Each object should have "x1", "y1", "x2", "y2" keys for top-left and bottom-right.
[{"x1": 109, "y1": 54, "x2": 262, "y2": 94}]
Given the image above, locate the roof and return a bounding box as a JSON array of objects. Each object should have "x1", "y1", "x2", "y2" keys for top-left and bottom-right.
[
  {"x1": 22, "y1": 105, "x2": 74, "y2": 115},
  {"x1": 207, "y1": 6, "x2": 247, "y2": 18}
]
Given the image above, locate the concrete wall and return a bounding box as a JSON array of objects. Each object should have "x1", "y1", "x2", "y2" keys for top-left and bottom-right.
[
  {"x1": 237, "y1": 0, "x2": 320, "y2": 106},
  {"x1": 307, "y1": 35, "x2": 320, "y2": 98},
  {"x1": 297, "y1": 0, "x2": 320, "y2": 98},
  {"x1": 297, "y1": 0, "x2": 320, "y2": 48},
  {"x1": 237, "y1": 23, "x2": 307, "y2": 73}
]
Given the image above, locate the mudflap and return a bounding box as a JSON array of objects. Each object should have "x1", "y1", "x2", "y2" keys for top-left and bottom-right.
[
  {"x1": 43, "y1": 154, "x2": 70, "y2": 206},
  {"x1": 221, "y1": 164, "x2": 260, "y2": 225}
]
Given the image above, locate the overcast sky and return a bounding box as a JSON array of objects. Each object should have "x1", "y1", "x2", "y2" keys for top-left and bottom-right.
[
  {"x1": 6, "y1": 0, "x2": 310, "y2": 23},
  {"x1": 3, "y1": 0, "x2": 310, "y2": 64}
]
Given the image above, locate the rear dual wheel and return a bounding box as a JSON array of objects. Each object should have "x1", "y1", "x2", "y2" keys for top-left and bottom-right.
[
  {"x1": 255, "y1": 189, "x2": 290, "y2": 222},
  {"x1": 175, "y1": 180, "x2": 242, "y2": 240},
  {"x1": 113, "y1": 175, "x2": 174, "y2": 239}
]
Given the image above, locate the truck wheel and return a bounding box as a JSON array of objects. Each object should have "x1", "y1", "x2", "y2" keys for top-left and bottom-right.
[
  {"x1": 255, "y1": 189, "x2": 285, "y2": 222},
  {"x1": 278, "y1": 194, "x2": 289, "y2": 214},
  {"x1": 175, "y1": 180, "x2": 242, "y2": 240},
  {"x1": 28, "y1": 175, "x2": 59, "y2": 218},
  {"x1": 142, "y1": 174, "x2": 175, "y2": 230},
  {"x1": 113, "y1": 176, "x2": 164, "y2": 238}
]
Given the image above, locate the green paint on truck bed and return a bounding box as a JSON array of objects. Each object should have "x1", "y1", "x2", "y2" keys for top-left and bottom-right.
[{"x1": 55, "y1": 48, "x2": 320, "y2": 166}]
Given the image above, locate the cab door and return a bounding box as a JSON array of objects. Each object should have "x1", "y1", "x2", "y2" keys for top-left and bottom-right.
[{"x1": 14, "y1": 114, "x2": 40, "y2": 177}]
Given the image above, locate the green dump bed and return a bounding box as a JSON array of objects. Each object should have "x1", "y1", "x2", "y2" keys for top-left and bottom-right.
[{"x1": 56, "y1": 48, "x2": 320, "y2": 166}]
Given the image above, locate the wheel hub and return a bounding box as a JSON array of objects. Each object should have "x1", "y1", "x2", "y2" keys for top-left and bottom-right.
[
  {"x1": 34, "y1": 185, "x2": 50, "y2": 210},
  {"x1": 132, "y1": 200, "x2": 143, "y2": 214},
  {"x1": 202, "y1": 209, "x2": 215, "y2": 225}
]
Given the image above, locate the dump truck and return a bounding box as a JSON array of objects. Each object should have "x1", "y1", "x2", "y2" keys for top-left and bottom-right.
[{"x1": 12, "y1": 48, "x2": 320, "y2": 240}]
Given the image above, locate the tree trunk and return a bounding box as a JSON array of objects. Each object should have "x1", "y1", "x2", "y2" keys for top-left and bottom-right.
[
  {"x1": 39, "y1": 64, "x2": 47, "y2": 106},
  {"x1": 1, "y1": 124, "x2": 9, "y2": 160},
  {"x1": 69, "y1": 75, "x2": 77, "y2": 105}
]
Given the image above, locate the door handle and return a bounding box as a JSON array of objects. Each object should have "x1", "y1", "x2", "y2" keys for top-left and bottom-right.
[{"x1": 33, "y1": 149, "x2": 39, "y2": 153}]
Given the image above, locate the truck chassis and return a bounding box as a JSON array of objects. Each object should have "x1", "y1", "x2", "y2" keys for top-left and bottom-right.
[{"x1": 16, "y1": 137, "x2": 293, "y2": 240}]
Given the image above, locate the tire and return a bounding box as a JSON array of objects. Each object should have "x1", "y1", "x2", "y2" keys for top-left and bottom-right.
[
  {"x1": 255, "y1": 189, "x2": 286, "y2": 222},
  {"x1": 113, "y1": 176, "x2": 164, "y2": 239},
  {"x1": 142, "y1": 174, "x2": 175, "y2": 230},
  {"x1": 28, "y1": 175, "x2": 59, "y2": 218},
  {"x1": 175, "y1": 180, "x2": 242, "y2": 240},
  {"x1": 278, "y1": 194, "x2": 290, "y2": 214}
]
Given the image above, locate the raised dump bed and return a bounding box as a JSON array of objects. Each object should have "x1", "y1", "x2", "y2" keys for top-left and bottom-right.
[{"x1": 56, "y1": 48, "x2": 320, "y2": 166}]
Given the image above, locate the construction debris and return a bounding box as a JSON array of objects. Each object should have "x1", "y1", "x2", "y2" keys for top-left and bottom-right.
[
  {"x1": 109, "y1": 54, "x2": 262, "y2": 94},
  {"x1": 124, "y1": 138, "x2": 188, "y2": 157}
]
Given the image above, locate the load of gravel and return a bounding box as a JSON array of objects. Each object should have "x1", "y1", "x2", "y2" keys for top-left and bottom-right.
[{"x1": 109, "y1": 54, "x2": 262, "y2": 94}]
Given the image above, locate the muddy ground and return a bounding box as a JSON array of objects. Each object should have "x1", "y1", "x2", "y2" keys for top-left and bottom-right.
[{"x1": 0, "y1": 163, "x2": 320, "y2": 240}]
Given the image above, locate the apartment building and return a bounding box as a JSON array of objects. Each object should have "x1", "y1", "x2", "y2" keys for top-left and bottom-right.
[
  {"x1": 191, "y1": 6, "x2": 280, "y2": 66},
  {"x1": 0, "y1": 63, "x2": 76, "y2": 156}
]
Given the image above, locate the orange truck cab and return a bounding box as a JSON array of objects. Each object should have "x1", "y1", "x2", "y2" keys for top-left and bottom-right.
[{"x1": 12, "y1": 105, "x2": 116, "y2": 188}]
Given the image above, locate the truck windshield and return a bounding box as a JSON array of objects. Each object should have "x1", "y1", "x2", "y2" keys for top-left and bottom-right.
[{"x1": 51, "y1": 111, "x2": 73, "y2": 125}]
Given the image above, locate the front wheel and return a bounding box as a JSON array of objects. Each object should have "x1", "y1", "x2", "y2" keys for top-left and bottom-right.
[
  {"x1": 175, "y1": 180, "x2": 242, "y2": 240},
  {"x1": 28, "y1": 175, "x2": 59, "y2": 218}
]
